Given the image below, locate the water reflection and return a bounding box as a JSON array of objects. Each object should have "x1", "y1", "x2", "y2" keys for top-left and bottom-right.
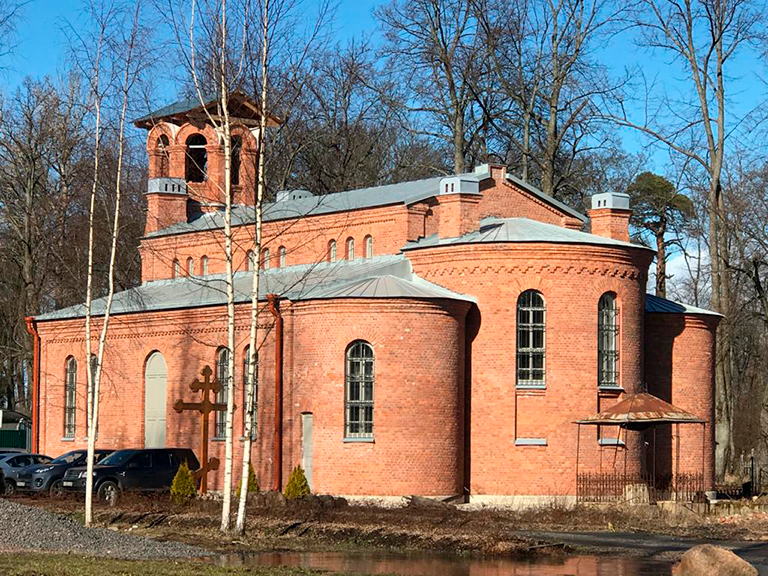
[{"x1": 216, "y1": 550, "x2": 674, "y2": 575}]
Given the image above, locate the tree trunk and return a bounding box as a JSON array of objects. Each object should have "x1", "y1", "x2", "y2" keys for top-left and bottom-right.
[{"x1": 655, "y1": 217, "x2": 667, "y2": 298}]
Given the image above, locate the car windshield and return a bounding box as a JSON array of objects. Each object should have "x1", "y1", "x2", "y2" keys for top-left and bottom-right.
[
  {"x1": 51, "y1": 451, "x2": 84, "y2": 465},
  {"x1": 98, "y1": 450, "x2": 137, "y2": 467}
]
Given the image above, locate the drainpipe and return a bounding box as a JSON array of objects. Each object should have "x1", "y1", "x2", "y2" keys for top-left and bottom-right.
[
  {"x1": 24, "y1": 317, "x2": 40, "y2": 453},
  {"x1": 267, "y1": 294, "x2": 283, "y2": 492}
]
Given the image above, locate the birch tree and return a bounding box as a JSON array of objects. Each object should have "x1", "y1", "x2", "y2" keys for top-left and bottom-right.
[
  {"x1": 80, "y1": 0, "x2": 148, "y2": 526},
  {"x1": 236, "y1": 0, "x2": 269, "y2": 535}
]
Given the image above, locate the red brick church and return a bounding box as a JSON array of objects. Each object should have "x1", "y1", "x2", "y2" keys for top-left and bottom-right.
[{"x1": 28, "y1": 95, "x2": 720, "y2": 504}]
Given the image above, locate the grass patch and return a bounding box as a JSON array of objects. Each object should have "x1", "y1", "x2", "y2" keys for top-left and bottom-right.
[{"x1": 0, "y1": 553, "x2": 342, "y2": 576}]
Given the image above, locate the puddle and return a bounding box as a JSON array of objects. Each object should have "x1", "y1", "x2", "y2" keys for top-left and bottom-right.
[{"x1": 214, "y1": 550, "x2": 676, "y2": 575}]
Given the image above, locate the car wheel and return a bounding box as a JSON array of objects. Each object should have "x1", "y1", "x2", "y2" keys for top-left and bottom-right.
[
  {"x1": 49, "y1": 479, "x2": 64, "y2": 497},
  {"x1": 97, "y1": 481, "x2": 119, "y2": 505},
  {"x1": 4, "y1": 481, "x2": 15, "y2": 496}
]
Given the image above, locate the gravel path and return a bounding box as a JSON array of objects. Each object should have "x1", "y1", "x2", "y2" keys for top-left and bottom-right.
[{"x1": 0, "y1": 498, "x2": 209, "y2": 559}]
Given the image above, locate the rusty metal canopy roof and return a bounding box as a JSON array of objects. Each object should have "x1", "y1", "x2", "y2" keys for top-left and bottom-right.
[{"x1": 575, "y1": 393, "x2": 705, "y2": 428}]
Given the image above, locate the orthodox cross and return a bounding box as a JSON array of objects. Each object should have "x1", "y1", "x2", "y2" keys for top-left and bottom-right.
[{"x1": 173, "y1": 365, "x2": 235, "y2": 494}]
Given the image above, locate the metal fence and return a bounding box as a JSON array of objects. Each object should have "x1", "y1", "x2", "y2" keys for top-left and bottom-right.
[
  {"x1": 0, "y1": 429, "x2": 27, "y2": 450},
  {"x1": 577, "y1": 472, "x2": 705, "y2": 503}
]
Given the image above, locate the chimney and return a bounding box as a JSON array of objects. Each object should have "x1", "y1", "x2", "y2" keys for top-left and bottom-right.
[
  {"x1": 144, "y1": 177, "x2": 189, "y2": 235},
  {"x1": 588, "y1": 192, "x2": 631, "y2": 242},
  {"x1": 434, "y1": 176, "x2": 482, "y2": 238}
]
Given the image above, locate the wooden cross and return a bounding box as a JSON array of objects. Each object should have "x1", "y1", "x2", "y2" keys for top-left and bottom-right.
[{"x1": 173, "y1": 365, "x2": 235, "y2": 494}]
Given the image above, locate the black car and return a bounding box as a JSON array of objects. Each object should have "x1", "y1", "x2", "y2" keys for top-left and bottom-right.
[
  {"x1": 63, "y1": 448, "x2": 199, "y2": 502},
  {"x1": 0, "y1": 453, "x2": 52, "y2": 495},
  {"x1": 17, "y1": 449, "x2": 113, "y2": 496}
]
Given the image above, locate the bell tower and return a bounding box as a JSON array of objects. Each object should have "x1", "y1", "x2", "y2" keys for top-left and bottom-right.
[{"x1": 134, "y1": 92, "x2": 279, "y2": 235}]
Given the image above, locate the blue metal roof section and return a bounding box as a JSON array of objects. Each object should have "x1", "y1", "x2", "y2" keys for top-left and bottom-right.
[
  {"x1": 35, "y1": 255, "x2": 474, "y2": 321},
  {"x1": 645, "y1": 293, "x2": 721, "y2": 317},
  {"x1": 403, "y1": 217, "x2": 652, "y2": 251}
]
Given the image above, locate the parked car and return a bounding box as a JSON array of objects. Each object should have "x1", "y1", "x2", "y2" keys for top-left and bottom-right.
[
  {"x1": 17, "y1": 449, "x2": 113, "y2": 496},
  {"x1": 0, "y1": 453, "x2": 51, "y2": 495},
  {"x1": 63, "y1": 448, "x2": 199, "y2": 502}
]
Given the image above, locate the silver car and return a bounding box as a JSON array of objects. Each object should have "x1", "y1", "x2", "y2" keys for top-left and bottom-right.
[{"x1": 0, "y1": 453, "x2": 51, "y2": 495}]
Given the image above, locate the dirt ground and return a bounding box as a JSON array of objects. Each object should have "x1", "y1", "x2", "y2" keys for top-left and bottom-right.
[{"x1": 11, "y1": 492, "x2": 768, "y2": 559}]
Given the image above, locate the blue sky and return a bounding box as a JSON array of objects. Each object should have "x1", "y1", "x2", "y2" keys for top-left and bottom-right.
[{"x1": 2, "y1": 0, "x2": 762, "y2": 174}]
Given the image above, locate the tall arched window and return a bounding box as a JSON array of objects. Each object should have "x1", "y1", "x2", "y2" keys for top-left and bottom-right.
[
  {"x1": 215, "y1": 347, "x2": 230, "y2": 438},
  {"x1": 261, "y1": 248, "x2": 270, "y2": 270},
  {"x1": 64, "y1": 357, "x2": 77, "y2": 438},
  {"x1": 201, "y1": 255, "x2": 209, "y2": 275},
  {"x1": 186, "y1": 257, "x2": 194, "y2": 276},
  {"x1": 516, "y1": 290, "x2": 546, "y2": 387},
  {"x1": 245, "y1": 250, "x2": 254, "y2": 272},
  {"x1": 243, "y1": 346, "x2": 257, "y2": 439},
  {"x1": 345, "y1": 341, "x2": 374, "y2": 439},
  {"x1": 328, "y1": 240, "x2": 337, "y2": 263},
  {"x1": 185, "y1": 134, "x2": 207, "y2": 182},
  {"x1": 598, "y1": 293, "x2": 619, "y2": 388},
  {"x1": 364, "y1": 235, "x2": 373, "y2": 259},
  {"x1": 172, "y1": 259, "x2": 180, "y2": 278},
  {"x1": 346, "y1": 237, "x2": 355, "y2": 261},
  {"x1": 278, "y1": 246, "x2": 286, "y2": 268},
  {"x1": 230, "y1": 136, "x2": 242, "y2": 186},
  {"x1": 156, "y1": 135, "x2": 170, "y2": 177}
]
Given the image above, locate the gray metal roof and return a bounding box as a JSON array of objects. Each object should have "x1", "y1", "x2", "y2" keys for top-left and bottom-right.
[
  {"x1": 133, "y1": 93, "x2": 217, "y2": 125},
  {"x1": 506, "y1": 174, "x2": 587, "y2": 223},
  {"x1": 145, "y1": 168, "x2": 587, "y2": 239},
  {"x1": 35, "y1": 255, "x2": 474, "y2": 322},
  {"x1": 403, "y1": 217, "x2": 652, "y2": 251},
  {"x1": 645, "y1": 293, "x2": 721, "y2": 317}
]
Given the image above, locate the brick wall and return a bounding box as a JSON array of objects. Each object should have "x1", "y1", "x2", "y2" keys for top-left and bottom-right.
[
  {"x1": 406, "y1": 242, "x2": 654, "y2": 496},
  {"x1": 645, "y1": 312, "x2": 719, "y2": 491}
]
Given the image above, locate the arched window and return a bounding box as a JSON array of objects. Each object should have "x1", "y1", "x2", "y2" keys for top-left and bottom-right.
[
  {"x1": 186, "y1": 257, "x2": 194, "y2": 276},
  {"x1": 230, "y1": 136, "x2": 242, "y2": 186},
  {"x1": 185, "y1": 134, "x2": 207, "y2": 183},
  {"x1": 345, "y1": 341, "x2": 374, "y2": 438},
  {"x1": 278, "y1": 246, "x2": 286, "y2": 268},
  {"x1": 598, "y1": 293, "x2": 619, "y2": 388},
  {"x1": 64, "y1": 357, "x2": 77, "y2": 438},
  {"x1": 261, "y1": 248, "x2": 270, "y2": 270},
  {"x1": 516, "y1": 290, "x2": 546, "y2": 387},
  {"x1": 328, "y1": 240, "x2": 337, "y2": 263},
  {"x1": 201, "y1": 255, "x2": 209, "y2": 275},
  {"x1": 364, "y1": 235, "x2": 373, "y2": 259},
  {"x1": 245, "y1": 250, "x2": 254, "y2": 272},
  {"x1": 346, "y1": 237, "x2": 355, "y2": 261},
  {"x1": 215, "y1": 347, "x2": 230, "y2": 438},
  {"x1": 172, "y1": 259, "x2": 180, "y2": 278},
  {"x1": 243, "y1": 346, "x2": 257, "y2": 439},
  {"x1": 156, "y1": 135, "x2": 170, "y2": 178}
]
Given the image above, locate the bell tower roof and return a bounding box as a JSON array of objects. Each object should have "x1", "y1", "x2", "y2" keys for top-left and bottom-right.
[{"x1": 133, "y1": 91, "x2": 280, "y2": 129}]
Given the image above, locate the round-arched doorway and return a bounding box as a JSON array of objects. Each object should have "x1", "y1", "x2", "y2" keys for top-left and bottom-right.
[{"x1": 144, "y1": 351, "x2": 167, "y2": 448}]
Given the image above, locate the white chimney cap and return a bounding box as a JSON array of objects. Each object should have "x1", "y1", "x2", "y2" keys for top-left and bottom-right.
[
  {"x1": 591, "y1": 192, "x2": 630, "y2": 211},
  {"x1": 438, "y1": 176, "x2": 480, "y2": 196}
]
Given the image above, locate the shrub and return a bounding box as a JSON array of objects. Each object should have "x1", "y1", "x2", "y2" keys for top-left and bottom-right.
[
  {"x1": 236, "y1": 462, "x2": 259, "y2": 498},
  {"x1": 284, "y1": 465, "x2": 310, "y2": 499},
  {"x1": 171, "y1": 461, "x2": 197, "y2": 504}
]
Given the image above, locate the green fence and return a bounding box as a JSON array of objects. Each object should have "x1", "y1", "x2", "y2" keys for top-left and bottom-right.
[{"x1": 0, "y1": 429, "x2": 27, "y2": 449}]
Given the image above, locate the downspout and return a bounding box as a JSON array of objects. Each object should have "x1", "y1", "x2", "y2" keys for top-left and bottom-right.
[
  {"x1": 267, "y1": 294, "x2": 283, "y2": 491},
  {"x1": 24, "y1": 317, "x2": 40, "y2": 453}
]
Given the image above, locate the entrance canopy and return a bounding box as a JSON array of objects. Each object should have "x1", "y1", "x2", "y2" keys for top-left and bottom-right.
[{"x1": 575, "y1": 392, "x2": 705, "y2": 430}]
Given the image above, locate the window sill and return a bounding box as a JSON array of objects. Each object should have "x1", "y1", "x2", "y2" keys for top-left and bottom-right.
[
  {"x1": 515, "y1": 438, "x2": 547, "y2": 446},
  {"x1": 598, "y1": 386, "x2": 624, "y2": 394},
  {"x1": 238, "y1": 436, "x2": 257, "y2": 442},
  {"x1": 516, "y1": 384, "x2": 546, "y2": 390},
  {"x1": 343, "y1": 437, "x2": 374, "y2": 443},
  {"x1": 211, "y1": 437, "x2": 226, "y2": 442},
  {"x1": 61, "y1": 437, "x2": 75, "y2": 442},
  {"x1": 598, "y1": 438, "x2": 626, "y2": 447}
]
